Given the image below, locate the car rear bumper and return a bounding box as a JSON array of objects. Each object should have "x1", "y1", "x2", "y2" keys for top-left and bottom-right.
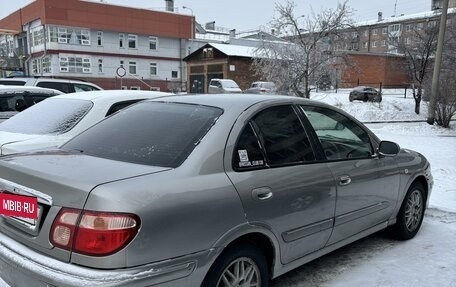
[{"x1": 0, "y1": 231, "x2": 213, "y2": 287}]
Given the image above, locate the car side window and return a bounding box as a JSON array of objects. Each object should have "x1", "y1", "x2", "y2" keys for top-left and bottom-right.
[
  {"x1": 233, "y1": 123, "x2": 266, "y2": 169},
  {"x1": 106, "y1": 100, "x2": 142, "y2": 116},
  {"x1": 37, "y1": 82, "x2": 71, "y2": 93},
  {"x1": 74, "y1": 83, "x2": 99, "y2": 92},
  {"x1": 301, "y1": 105, "x2": 374, "y2": 160},
  {"x1": 30, "y1": 95, "x2": 49, "y2": 104},
  {"x1": 252, "y1": 105, "x2": 315, "y2": 166}
]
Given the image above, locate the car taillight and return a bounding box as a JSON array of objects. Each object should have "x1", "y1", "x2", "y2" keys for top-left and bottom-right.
[{"x1": 50, "y1": 208, "x2": 140, "y2": 256}]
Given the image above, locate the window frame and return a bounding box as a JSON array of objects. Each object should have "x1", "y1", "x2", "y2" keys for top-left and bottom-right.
[
  {"x1": 128, "y1": 34, "x2": 138, "y2": 49},
  {"x1": 299, "y1": 104, "x2": 376, "y2": 162},
  {"x1": 232, "y1": 104, "x2": 320, "y2": 172},
  {"x1": 149, "y1": 36, "x2": 158, "y2": 50}
]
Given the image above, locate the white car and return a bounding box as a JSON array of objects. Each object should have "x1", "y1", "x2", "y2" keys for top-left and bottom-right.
[
  {"x1": 0, "y1": 77, "x2": 102, "y2": 93},
  {"x1": 0, "y1": 90, "x2": 171, "y2": 155},
  {"x1": 208, "y1": 79, "x2": 242, "y2": 94}
]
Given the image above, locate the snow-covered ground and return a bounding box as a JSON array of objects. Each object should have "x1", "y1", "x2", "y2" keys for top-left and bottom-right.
[{"x1": 1, "y1": 89, "x2": 455, "y2": 286}]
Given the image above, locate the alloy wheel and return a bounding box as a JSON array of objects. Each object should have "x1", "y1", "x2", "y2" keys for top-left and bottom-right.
[
  {"x1": 216, "y1": 257, "x2": 261, "y2": 287},
  {"x1": 404, "y1": 189, "x2": 423, "y2": 232}
]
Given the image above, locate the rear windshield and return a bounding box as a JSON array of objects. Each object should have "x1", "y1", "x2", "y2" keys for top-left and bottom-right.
[
  {"x1": 62, "y1": 102, "x2": 223, "y2": 168},
  {"x1": 0, "y1": 98, "x2": 93, "y2": 134}
]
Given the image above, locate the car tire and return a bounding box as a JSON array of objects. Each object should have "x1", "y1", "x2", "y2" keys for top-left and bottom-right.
[
  {"x1": 391, "y1": 182, "x2": 426, "y2": 240},
  {"x1": 349, "y1": 94, "x2": 354, "y2": 102},
  {"x1": 363, "y1": 93, "x2": 368, "y2": 102},
  {"x1": 202, "y1": 244, "x2": 269, "y2": 287}
]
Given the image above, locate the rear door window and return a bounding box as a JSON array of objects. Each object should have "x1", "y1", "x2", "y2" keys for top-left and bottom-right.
[
  {"x1": 62, "y1": 102, "x2": 223, "y2": 167},
  {"x1": 105, "y1": 100, "x2": 142, "y2": 116},
  {"x1": 252, "y1": 105, "x2": 315, "y2": 166},
  {"x1": 73, "y1": 83, "x2": 100, "y2": 92},
  {"x1": 233, "y1": 105, "x2": 316, "y2": 171},
  {"x1": 36, "y1": 81, "x2": 71, "y2": 93}
]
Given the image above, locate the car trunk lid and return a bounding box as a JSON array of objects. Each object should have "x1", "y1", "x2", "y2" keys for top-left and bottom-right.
[{"x1": 0, "y1": 150, "x2": 170, "y2": 261}]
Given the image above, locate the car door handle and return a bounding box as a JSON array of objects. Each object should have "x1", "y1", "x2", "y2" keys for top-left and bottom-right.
[
  {"x1": 338, "y1": 175, "x2": 352, "y2": 186},
  {"x1": 252, "y1": 187, "x2": 273, "y2": 201}
]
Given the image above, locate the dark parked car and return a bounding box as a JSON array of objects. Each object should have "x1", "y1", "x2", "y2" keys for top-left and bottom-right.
[
  {"x1": 0, "y1": 94, "x2": 432, "y2": 287},
  {"x1": 349, "y1": 86, "x2": 382, "y2": 102}
]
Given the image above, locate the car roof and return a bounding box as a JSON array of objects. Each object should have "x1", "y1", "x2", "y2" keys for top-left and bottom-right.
[
  {"x1": 51, "y1": 90, "x2": 173, "y2": 102},
  {"x1": 0, "y1": 77, "x2": 102, "y2": 88},
  {"x1": 0, "y1": 85, "x2": 63, "y2": 94},
  {"x1": 354, "y1": 86, "x2": 376, "y2": 90},
  {"x1": 149, "y1": 93, "x2": 331, "y2": 113}
]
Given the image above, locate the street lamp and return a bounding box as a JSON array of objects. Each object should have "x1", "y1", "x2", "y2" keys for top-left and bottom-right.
[
  {"x1": 182, "y1": 6, "x2": 194, "y2": 38},
  {"x1": 182, "y1": 6, "x2": 193, "y2": 15}
]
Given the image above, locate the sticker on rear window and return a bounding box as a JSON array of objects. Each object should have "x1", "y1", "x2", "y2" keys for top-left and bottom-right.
[{"x1": 238, "y1": 150, "x2": 249, "y2": 162}]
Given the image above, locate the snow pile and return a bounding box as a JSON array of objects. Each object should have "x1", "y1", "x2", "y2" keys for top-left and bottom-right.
[{"x1": 312, "y1": 89, "x2": 429, "y2": 122}]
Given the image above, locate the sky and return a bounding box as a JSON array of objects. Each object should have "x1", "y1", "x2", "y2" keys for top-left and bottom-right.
[{"x1": 0, "y1": 0, "x2": 432, "y2": 31}]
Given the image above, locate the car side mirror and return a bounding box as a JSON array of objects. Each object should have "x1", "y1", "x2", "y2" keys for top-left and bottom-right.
[{"x1": 378, "y1": 140, "x2": 400, "y2": 157}]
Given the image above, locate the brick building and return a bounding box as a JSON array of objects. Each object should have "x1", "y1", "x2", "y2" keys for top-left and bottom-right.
[
  {"x1": 336, "y1": 52, "x2": 410, "y2": 88},
  {"x1": 0, "y1": 0, "x2": 193, "y2": 91},
  {"x1": 184, "y1": 43, "x2": 265, "y2": 93}
]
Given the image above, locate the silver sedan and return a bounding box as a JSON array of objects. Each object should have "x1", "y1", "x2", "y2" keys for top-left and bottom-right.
[{"x1": 0, "y1": 94, "x2": 432, "y2": 287}]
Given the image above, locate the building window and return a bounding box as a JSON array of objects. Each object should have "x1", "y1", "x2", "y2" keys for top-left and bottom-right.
[
  {"x1": 130, "y1": 86, "x2": 140, "y2": 90},
  {"x1": 373, "y1": 29, "x2": 378, "y2": 35},
  {"x1": 31, "y1": 59, "x2": 41, "y2": 74},
  {"x1": 59, "y1": 56, "x2": 91, "y2": 73},
  {"x1": 48, "y1": 27, "x2": 58, "y2": 43},
  {"x1": 149, "y1": 36, "x2": 158, "y2": 50},
  {"x1": 428, "y1": 20, "x2": 437, "y2": 28},
  {"x1": 128, "y1": 34, "x2": 137, "y2": 49},
  {"x1": 351, "y1": 31, "x2": 358, "y2": 38},
  {"x1": 97, "y1": 31, "x2": 103, "y2": 46},
  {"x1": 372, "y1": 41, "x2": 377, "y2": 47},
  {"x1": 203, "y1": 47, "x2": 214, "y2": 58},
  {"x1": 406, "y1": 24, "x2": 412, "y2": 32},
  {"x1": 150, "y1": 87, "x2": 160, "y2": 91},
  {"x1": 363, "y1": 42, "x2": 368, "y2": 48},
  {"x1": 382, "y1": 27, "x2": 388, "y2": 34},
  {"x1": 351, "y1": 42, "x2": 358, "y2": 50},
  {"x1": 56, "y1": 27, "x2": 90, "y2": 45},
  {"x1": 406, "y1": 37, "x2": 411, "y2": 44},
  {"x1": 120, "y1": 60, "x2": 125, "y2": 68},
  {"x1": 121, "y1": 86, "x2": 128, "y2": 90},
  {"x1": 119, "y1": 33, "x2": 125, "y2": 48},
  {"x1": 98, "y1": 59, "x2": 103, "y2": 73},
  {"x1": 150, "y1": 63, "x2": 157, "y2": 76},
  {"x1": 363, "y1": 30, "x2": 368, "y2": 37},
  {"x1": 58, "y1": 27, "x2": 68, "y2": 43},
  {"x1": 171, "y1": 71, "x2": 178, "y2": 78},
  {"x1": 417, "y1": 23, "x2": 423, "y2": 30},
  {"x1": 42, "y1": 57, "x2": 51, "y2": 73},
  {"x1": 381, "y1": 40, "x2": 387, "y2": 47},
  {"x1": 31, "y1": 27, "x2": 44, "y2": 47},
  {"x1": 129, "y1": 61, "x2": 137, "y2": 74},
  {"x1": 388, "y1": 24, "x2": 401, "y2": 33}
]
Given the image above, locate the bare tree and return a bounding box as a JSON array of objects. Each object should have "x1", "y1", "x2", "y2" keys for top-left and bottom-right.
[
  {"x1": 431, "y1": 16, "x2": 456, "y2": 127},
  {"x1": 395, "y1": 21, "x2": 439, "y2": 114},
  {"x1": 253, "y1": 0, "x2": 353, "y2": 98}
]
